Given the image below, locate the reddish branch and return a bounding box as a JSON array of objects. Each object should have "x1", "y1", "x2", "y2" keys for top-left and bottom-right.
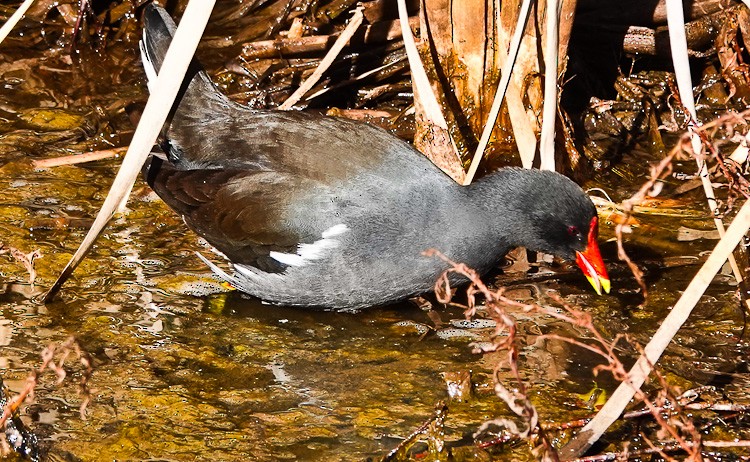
[
  {"x1": 0, "y1": 336, "x2": 93, "y2": 432},
  {"x1": 420, "y1": 253, "x2": 744, "y2": 460},
  {"x1": 424, "y1": 249, "x2": 558, "y2": 460},
  {"x1": 613, "y1": 108, "x2": 750, "y2": 301}
]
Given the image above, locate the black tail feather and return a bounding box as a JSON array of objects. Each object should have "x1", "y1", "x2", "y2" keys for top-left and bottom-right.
[{"x1": 140, "y1": 3, "x2": 229, "y2": 164}]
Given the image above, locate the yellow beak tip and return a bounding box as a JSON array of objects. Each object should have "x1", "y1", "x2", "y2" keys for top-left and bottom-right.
[
  {"x1": 585, "y1": 276, "x2": 602, "y2": 295},
  {"x1": 585, "y1": 275, "x2": 611, "y2": 295}
]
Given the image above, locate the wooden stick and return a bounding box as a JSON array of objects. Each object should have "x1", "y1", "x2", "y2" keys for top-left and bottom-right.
[{"x1": 240, "y1": 18, "x2": 416, "y2": 60}]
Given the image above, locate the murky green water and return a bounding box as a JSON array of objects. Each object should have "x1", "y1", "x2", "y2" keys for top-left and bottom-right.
[{"x1": 0, "y1": 2, "x2": 748, "y2": 461}]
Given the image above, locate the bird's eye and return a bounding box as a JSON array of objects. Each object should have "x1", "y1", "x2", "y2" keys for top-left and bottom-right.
[{"x1": 567, "y1": 225, "x2": 580, "y2": 238}]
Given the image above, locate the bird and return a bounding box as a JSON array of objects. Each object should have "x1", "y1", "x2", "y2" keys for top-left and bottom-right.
[{"x1": 139, "y1": 4, "x2": 610, "y2": 311}]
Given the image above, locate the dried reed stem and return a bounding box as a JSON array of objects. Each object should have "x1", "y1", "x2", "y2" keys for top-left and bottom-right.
[{"x1": 44, "y1": 0, "x2": 217, "y2": 302}]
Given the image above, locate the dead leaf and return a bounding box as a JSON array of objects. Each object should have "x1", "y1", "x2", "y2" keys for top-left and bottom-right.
[
  {"x1": 677, "y1": 226, "x2": 721, "y2": 241},
  {"x1": 716, "y1": 9, "x2": 750, "y2": 104},
  {"x1": 9, "y1": 247, "x2": 42, "y2": 285}
]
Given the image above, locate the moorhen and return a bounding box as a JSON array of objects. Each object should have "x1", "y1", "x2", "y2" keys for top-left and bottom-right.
[{"x1": 140, "y1": 5, "x2": 610, "y2": 311}]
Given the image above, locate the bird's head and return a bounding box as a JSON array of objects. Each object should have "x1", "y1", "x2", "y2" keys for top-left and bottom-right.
[{"x1": 504, "y1": 170, "x2": 610, "y2": 295}]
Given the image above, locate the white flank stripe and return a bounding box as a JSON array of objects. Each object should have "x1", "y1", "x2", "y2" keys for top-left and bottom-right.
[
  {"x1": 270, "y1": 223, "x2": 349, "y2": 267},
  {"x1": 139, "y1": 41, "x2": 157, "y2": 92},
  {"x1": 322, "y1": 223, "x2": 349, "y2": 238}
]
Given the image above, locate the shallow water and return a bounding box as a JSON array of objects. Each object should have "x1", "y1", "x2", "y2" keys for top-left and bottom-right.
[{"x1": 0, "y1": 2, "x2": 748, "y2": 461}]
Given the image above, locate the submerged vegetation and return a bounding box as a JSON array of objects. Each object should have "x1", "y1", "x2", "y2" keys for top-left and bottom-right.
[{"x1": 0, "y1": 0, "x2": 749, "y2": 460}]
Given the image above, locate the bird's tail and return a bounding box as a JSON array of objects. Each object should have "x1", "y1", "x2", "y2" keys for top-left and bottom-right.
[{"x1": 140, "y1": 4, "x2": 228, "y2": 136}]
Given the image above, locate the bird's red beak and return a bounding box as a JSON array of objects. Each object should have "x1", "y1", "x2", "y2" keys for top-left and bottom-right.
[{"x1": 575, "y1": 217, "x2": 610, "y2": 295}]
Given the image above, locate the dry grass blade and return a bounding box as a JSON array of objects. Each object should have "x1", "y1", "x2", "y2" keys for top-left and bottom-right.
[
  {"x1": 560, "y1": 197, "x2": 750, "y2": 458},
  {"x1": 43, "y1": 0, "x2": 217, "y2": 303},
  {"x1": 463, "y1": 0, "x2": 533, "y2": 185},
  {"x1": 538, "y1": 0, "x2": 560, "y2": 172},
  {"x1": 278, "y1": 7, "x2": 364, "y2": 110},
  {"x1": 0, "y1": 0, "x2": 34, "y2": 46}
]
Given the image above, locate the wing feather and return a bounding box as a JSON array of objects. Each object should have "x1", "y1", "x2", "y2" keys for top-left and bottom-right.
[{"x1": 144, "y1": 156, "x2": 335, "y2": 273}]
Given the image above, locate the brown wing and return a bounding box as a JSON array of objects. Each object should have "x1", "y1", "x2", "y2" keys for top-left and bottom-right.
[{"x1": 144, "y1": 156, "x2": 324, "y2": 273}]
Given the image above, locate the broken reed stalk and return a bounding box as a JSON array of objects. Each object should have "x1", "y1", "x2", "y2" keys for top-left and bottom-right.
[
  {"x1": 560, "y1": 197, "x2": 750, "y2": 458},
  {"x1": 396, "y1": 0, "x2": 464, "y2": 183},
  {"x1": 499, "y1": 12, "x2": 538, "y2": 169},
  {"x1": 43, "y1": 0, "x2": 217, "y2": 302},
  {"x1": 397, "y1": 0, "x2": 447, "y2": 131},
  {"x1": 464, "y1": 0, "x2": 533, "y2": 185},
  {"x1": 32, "y1": 147, "x2": 127, "y2": 168},
  {"x1": 278, "y1": 7, "x2": 364, "y2": 110},
  {"x1": 0, "y1": 0, "x2": 34, "y2": 45}
]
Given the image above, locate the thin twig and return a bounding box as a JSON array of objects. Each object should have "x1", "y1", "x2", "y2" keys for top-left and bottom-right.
[{"x1": 425, "y1": 249, "x2": 558, "y2": 460}]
